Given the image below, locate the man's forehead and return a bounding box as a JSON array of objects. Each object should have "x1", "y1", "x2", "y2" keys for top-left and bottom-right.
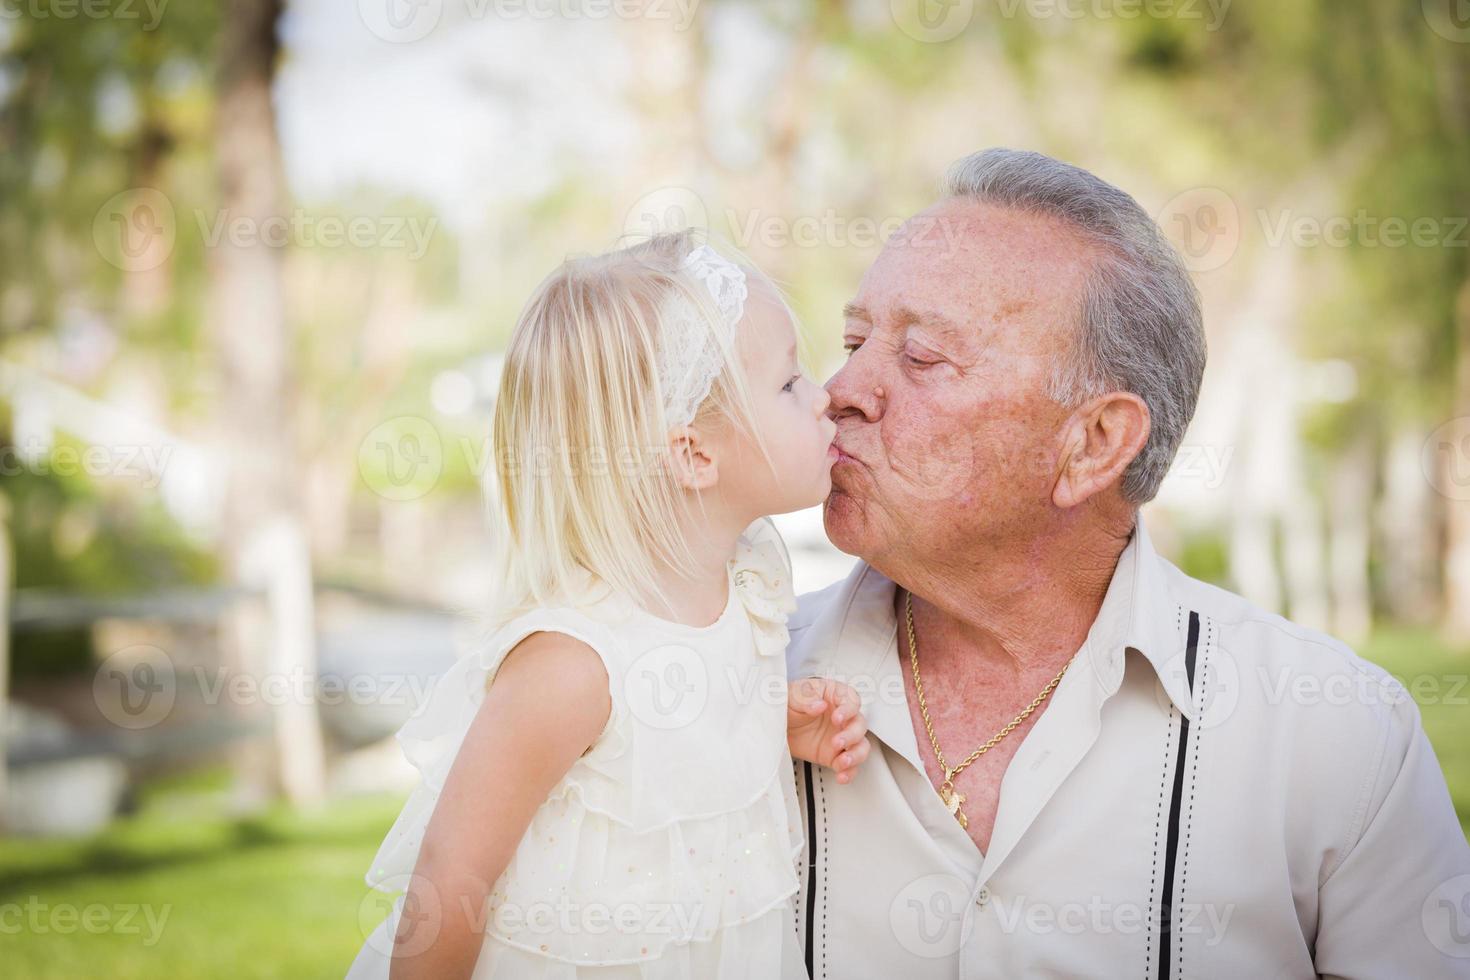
[
  {"x1": 853, "y1": 199, "x2": 1094, "y2": 325},
  {"x1": 891, "y1": 197, "x2": 1090, "y2": 260}
]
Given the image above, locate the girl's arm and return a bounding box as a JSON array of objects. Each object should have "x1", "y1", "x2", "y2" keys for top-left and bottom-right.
[{"x1": 389, "y1": 631, "x2": 611, "y2": 980}]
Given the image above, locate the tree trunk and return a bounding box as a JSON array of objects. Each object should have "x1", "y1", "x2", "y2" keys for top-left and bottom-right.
[
  {"x1": 211, "y1": 0, "x2": 325, "y2": 809},
  {"x1": 1328, "y1": 434, "x2": 1373, "y2": 644},
  {"x1": 0, "y1": 491, "x2": 11, "y2": 830},
  {"x1": 1378, "y1": 424, "x2": 1437, "y2": 624},
  {"x1": 1445, "y1": 279, "x2": 1470, "y2": 643}
]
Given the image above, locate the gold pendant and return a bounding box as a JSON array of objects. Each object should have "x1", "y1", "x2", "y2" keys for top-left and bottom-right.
[{"x1": 939, "y1": 779, "x2": 968, "y2": 829}]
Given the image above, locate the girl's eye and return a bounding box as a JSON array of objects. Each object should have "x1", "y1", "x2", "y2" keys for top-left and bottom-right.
[{"x1": 782, "y1": 374, "x2": 801, "y2": 393}]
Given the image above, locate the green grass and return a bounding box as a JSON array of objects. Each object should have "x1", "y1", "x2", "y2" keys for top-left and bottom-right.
[
  {"x1": 0, "y1": 775, "x2": 406, "y2": 980},
  {"x1": 0, "y1": 627, "x2": 1465, "y2": 978},
  {"x1": 1358, "y1": 628, "x2": 1470, "y2": 840}
]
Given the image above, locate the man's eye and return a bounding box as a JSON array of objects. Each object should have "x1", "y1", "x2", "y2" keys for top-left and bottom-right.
[
  {"x1": 904, "y1": 354, "x2": 936, "y2": 368},
  {"x1": 782, "y1": 374, "x2": 801, "y2": 393},
  {"x1": 842, "y1": 341, "x2": 862, "y2": 356}
]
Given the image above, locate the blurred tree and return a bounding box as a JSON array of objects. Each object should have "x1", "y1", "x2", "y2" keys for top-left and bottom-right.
[{"x1": 210, "y1": 0, "x2": 325, "y2": 809}]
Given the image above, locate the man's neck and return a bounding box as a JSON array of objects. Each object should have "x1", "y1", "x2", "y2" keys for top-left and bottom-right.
[{"x1": 886, "y1": 515, "x2": 1135, "y2": 677}]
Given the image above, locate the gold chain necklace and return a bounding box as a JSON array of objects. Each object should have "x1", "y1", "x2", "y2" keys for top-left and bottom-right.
[{"x1": 904, "y1": 589, "x2": 1071, "y2": 830}]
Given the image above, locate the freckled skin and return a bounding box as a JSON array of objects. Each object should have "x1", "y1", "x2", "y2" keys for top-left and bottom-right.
[{"x1": 824, "y1": 198, "x2": 1140, "y2": 854}]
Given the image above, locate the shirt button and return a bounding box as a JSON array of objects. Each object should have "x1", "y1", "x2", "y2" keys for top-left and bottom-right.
[{"x1": 975, "y1": 887, "x2": 990, "y2": 908}]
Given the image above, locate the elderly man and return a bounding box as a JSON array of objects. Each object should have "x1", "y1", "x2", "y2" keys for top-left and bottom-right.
[{"x1": 788, "y1": 148, "x2": 1470, "y2": 979}]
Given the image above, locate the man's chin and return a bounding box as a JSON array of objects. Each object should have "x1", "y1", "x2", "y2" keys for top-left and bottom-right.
[{"x1": 821, "y1": 491, "x2": 868, "y2": 559}]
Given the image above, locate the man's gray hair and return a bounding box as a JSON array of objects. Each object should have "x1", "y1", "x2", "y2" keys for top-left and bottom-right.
[{"x1": 944, "y1": 148, "x2": 1206, "y2": 505}]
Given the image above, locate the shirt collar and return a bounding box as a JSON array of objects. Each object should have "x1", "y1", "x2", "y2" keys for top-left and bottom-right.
[
  {"x1": 1083, "y1": 518, "x2": 1196, "y2": 721},
  {"x1": 790, "y1": 516, "x2": 1196, "y2": 740}
]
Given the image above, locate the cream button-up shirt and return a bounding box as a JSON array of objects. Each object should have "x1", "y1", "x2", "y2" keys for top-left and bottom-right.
[{"x1": 785, "y1": 520, "x2": 1470, "y2": 979}]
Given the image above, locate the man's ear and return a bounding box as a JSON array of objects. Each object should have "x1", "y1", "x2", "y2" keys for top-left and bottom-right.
[
  {"x1": 1052, "y1": 392, "x2": 1150, "y2": 509},
  {"x1": 667, "y1": 424, "x2": 720, "y2": 491}
]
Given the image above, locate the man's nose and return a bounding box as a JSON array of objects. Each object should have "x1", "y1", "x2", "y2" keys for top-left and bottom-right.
[{"x1": 825, "y1": 355, "x2": 883, "y2": 421}]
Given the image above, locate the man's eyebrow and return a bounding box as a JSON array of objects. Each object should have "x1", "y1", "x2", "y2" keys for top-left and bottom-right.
[
  {"x1": 841, "y1": 301, "x2": 870, "y2": 323},
  {"x1": 895, "y1": 306, "x2": 964, "y2": 337}
]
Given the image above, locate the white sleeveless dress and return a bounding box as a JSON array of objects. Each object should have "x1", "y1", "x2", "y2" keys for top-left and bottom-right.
[{"x1": 347, "y1": 518, "x2": 808, "y2": 979}]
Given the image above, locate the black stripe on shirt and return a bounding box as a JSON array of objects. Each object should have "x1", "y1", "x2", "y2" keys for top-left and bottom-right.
[{"x1": 1157, "y1": 610, "x2": 1200, "y2": 980}]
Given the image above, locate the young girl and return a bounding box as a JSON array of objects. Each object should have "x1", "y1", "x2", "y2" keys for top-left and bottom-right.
[{"x1": 348, "y1": 231, "x2": 869, "y2": 979}]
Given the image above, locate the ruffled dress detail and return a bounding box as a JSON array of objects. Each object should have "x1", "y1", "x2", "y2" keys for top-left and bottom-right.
[{"x1": 348, "y1": 518, "x2": 805, "y2": 979}]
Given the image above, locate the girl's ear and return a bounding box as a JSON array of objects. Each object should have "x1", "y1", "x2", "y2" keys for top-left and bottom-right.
[{"x1": 667, "y1": 424, "x2": 720, "y2": 491}]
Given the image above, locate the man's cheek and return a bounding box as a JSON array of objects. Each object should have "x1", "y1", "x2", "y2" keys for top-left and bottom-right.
[{"x1": 879, "y1": 416, "x2": 978, "y2": 503}]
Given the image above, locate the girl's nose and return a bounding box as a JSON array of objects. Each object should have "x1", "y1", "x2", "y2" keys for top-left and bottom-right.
[{"x1": 814, "y1": 382, "x2": 832, "y2": 417}]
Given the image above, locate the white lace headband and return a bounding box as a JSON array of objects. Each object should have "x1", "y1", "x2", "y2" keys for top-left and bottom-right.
[{"x1": 656, "y1": 244, "x2": 748, "y2": 429}]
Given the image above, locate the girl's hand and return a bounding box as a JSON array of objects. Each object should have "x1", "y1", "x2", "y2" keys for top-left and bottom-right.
[{"x1": 787, "y1": 677, "x2": 870, "y2": 784}]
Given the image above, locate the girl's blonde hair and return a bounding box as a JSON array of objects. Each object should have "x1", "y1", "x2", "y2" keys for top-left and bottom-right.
[{"x1": 483, "y1": 230, "x2": 775, "y2": 629}]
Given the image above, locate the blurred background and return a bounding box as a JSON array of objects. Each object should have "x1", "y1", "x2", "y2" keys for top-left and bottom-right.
[{"x1": 1, "y1": 0, "x2": 1468, "y2": 975}]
